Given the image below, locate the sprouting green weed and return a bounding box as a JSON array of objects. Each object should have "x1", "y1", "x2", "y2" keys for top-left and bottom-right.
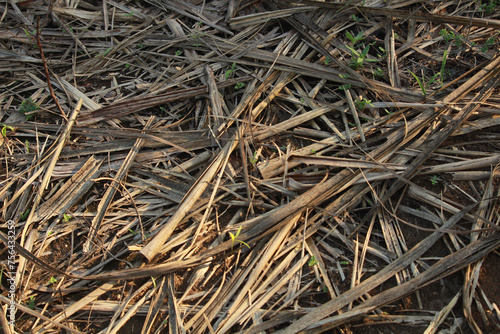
[
  {"x1": 339, "y1": 260, "x2": 350, "y2": 265},
  {"x1": 19, "y1": 98, "x2": 38, "y2": 120},
  {"x1": 355, "y1": 96, "x2": 373, "y2": 109},
  {"x1": 137, "y1": 43, "x2": 144, "y2": 48},
  {"x1": 323, "y1": 56, "x2": 332, "y2": 65},
  {"x1": 339, "y1": 84, "x2": 351, "y2": 91},
  {"x1": 234, "y1": 82, "x2": 245, "y2": 90},
  {"x1": 1, "y1": 123, "x2": 13, "y2": 137},
  {"x1": 20, "y1": 209, "x2": 30, "y2": 221},
  {"x1": 347, "y1": 43, "x2": 379, "y2": 70},
  {"x1": 440, "y1": 29, "x2": 463, "y2": 46},
  {"x1": 430, "y1": 175, "x2": 439, "y2": 185},
  {"x1": 345, "y1": 31, "x2": 365, "y2": 45},
  {"x1": 350, "y1": 14, "x2": 361, "y2": 22},
  {"x1": 151, "y1": 276, "x2": 156, "y2": 289},
  {"x1": 48, "y1": 276, "x2": 57, "y2": 284},
  {"x1": 125, "y1": 63, "x2": 131, "y2": 69},
  {"x1": 308, "y1": 256, "x2": 318, "y2": 267},
  {"x1": 129, "y1": 229, "x2": 138, "y2": 236},
  {"x1": 225, "y1": 62, "x2": 236, "y2": 79},
  {"x1": 25, "y1": 140, "x2": 29, "y2": 153},
  {"x1": 101, "y1": 47, "x2": 112, "y2": 57},
  {"x1": 125, "y1": 11, "x2": 134, "y2": 17},
  {"x1": 481, "y1": 0, "x2": 498, "y2": 14},
  {"x1": 311, "y1": 149, "x2": 316, "y2": 154},
  {"x1": 481, "y1": 36, "x2": 497, "y2": 52},
  {"x1": 374, "y1": 67, "x2": 384, "y2": 77},
  {"x1": 27, "y1": 296, "x2": 35, "y2": 309},
  {"x1": 250, "y1": 151, "x2": 258, "y2": 166},
  {"x1": 339, "y1": 74, "x2": 350, "y2": 79},
  {"x1": 229, "y1": 226, "x2": 250, "y2": 250},
  {"x1": 175, "y1": 50, "x2": 182, "y2": 56},
  {"x1": 408, "y1": 70, "x2": 426, "y2": 95},
  {"x1": 408, "y1": 50, "x2": 447, "y2": 95},
  {"x1": 63, "y1": 213, "x2": 71, "y2": 222}
]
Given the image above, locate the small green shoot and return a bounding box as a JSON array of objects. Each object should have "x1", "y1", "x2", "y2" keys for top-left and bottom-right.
[
  {"x1": 308, "y1": 256, "x2": 318, "y2": 267},
  {"x1": 20, "y1": 209, "x2": 30, "y2": 221},
  {"x1": 48, "y1": 276, "x2": 57, "y2": 284},
  {"x1": 339, "y1": 260, "x2": 350, "y2": 265},
  {"x1": 151, "y1": 276, "x2": 156, "y2": 288},
  {"x1": 225, "y1": 62, "x2": 236, "y2": 79},
  {"x1": 481, "y1": 0, "x2": 498, "y2": 14},
  {"x1": 25, "y1": 140, "x2": 29, "y2": 153},
  {"x1": 408, "y1": 49, "x2": 447, "y2": 95},
  {"x1": 346, "y1": 43, "x2": 378, "y2": 70},
  {"x1": 137, "y1": 43, "x2": 144, "y2": 48},
  {"x1": 345, "y1": 31, "x2": 365, "y2": 45},
  {"x1": 350, "y1": 14, "x2": 361, "y2": 22},
  {"x1": 355, "y1": 97, "x2": 373, "y2": 109},
  {"x1": 63, "y1": 213, "x2": 71, "y2": 222},
  {"x1": 175, "y1": 50, "x2": 182, "y2": 56},
  {"x1": 439, "y1": 29, "x2": 463, "y2": 46},
  {"x1": 229, "y1": 226, "x2": 250, "y2": 250},
  {"x1": 1, "y1": 123, "x2": 13, "y2": 137},
  {"x1": 323, "y1": 56, "x2": 332, "y2": 65},
  {"x1": 129, "y1": 229, "x2": 138, "y2": 236},
  {"x1": 481, "y1": 35, "x2": 497, "y2": 52},
  {"x1": 101, "y1": 47, "x2": 112, "y2": 57},
  {"x1": 339, "y1": 84, "x2": 351, "y2": 91},
  {"x1": 27, "y1": 296, "x2": 35, "y2": 309},
  {"x1": 125, "y1": 63, "x2": 131, "y2": 69},
  {"x1": 234, "y1": 82, "x2": 245, "y2": 90},
  {"x1": 373, "y1": 67, "x2": 384, "y2": 77},
  {"x1": 19, "y1": 98, "x2": 38, "y2": 120},
  {"x1": 250, "y1": 151, "x2": 258, "y2": 166},
  {"x1": 430, "y1": 175, "x2": 438, "y2": 185},
  {"x1": 339, "y1": 74, "x2": 350, "y2": 79},
  {"x1": 125, "y1": 11, "x2": 134, "y2": 17}
]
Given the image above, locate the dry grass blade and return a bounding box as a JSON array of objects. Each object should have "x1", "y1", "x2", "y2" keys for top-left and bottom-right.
[
  {"x1": 84, "y1": 116, "x2": 155, "y2": 253},
  {"x1": 275, "y1": 204, "x2": 477, "y2": 333},
  {"x1": 2, "y1": 1, "x2": 499, "y2": 333}
]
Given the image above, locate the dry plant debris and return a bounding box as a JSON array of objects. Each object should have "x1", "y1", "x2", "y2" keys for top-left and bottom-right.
[{"x1": 1, "y1": 0, "x2": 500, "y2": 333}]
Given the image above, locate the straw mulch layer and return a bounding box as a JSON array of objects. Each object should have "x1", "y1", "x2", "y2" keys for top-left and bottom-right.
[{"x1": 1, "y1": 0, "x2": 500, "y2": 333}]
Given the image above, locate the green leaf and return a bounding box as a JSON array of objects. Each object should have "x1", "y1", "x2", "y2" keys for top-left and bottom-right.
[
  {"x1": 308, "y1": 256, "x2": 318, "y2": 267},
  {"x1": 408, "y1": 70, "x2": 426, "y2": 96}
]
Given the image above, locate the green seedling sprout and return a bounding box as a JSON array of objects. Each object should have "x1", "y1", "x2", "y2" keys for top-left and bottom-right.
[
  {"x1": 27, "y1": 296, "x2": 35, "y2": 309},
  {"x1": 48, "y1": 276, "x2": 57, "y2": 284},
  {"x1": 430, "y1": 175, "x2": 438, "y2": 185},
  {"x1": 234, "y1": 82, "x2": 245, "y2": 90},
  {"x1": 1, "y1": 123, "x2": 13, "y2": 137},
  {"x1": 408, "y1": 50, "x2": 447, "y2": 95},
  {"x1": 20, "y1": 209, "x2": 30, "y2": 221},
  {"x1": 225, "y1": 62, "x2": 236, "y2": 79},
  {"x1": 308, "y1": 256, "x2": 318, "y2": 267},
  {"x1": 345, "y1": 31, "x2": 365, "y2": 45},
  {"x1": 63, "y1": 213, "x2": 71, "y2": 222},
  {"x1": 229, "y1": 226, "x2": 250, "y2": 250}
]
